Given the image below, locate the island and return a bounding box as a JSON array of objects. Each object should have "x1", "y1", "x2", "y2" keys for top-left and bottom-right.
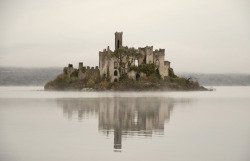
[{"x1": 44, "y1": 32, "x2": 207, "y2": 91}]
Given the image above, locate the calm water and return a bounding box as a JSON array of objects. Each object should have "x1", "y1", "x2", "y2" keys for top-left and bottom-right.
[{"x1": 0, "y1": 86, "x2": 249, "y2": 161}]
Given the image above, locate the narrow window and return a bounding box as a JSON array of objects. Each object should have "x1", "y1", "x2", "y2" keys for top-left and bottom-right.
[
  {"x1": 114, "y1": 70, "x2": 118, "y2": 76},
  {"x1": 136, "y1": 73, "x2": 140, "y2": 81}
]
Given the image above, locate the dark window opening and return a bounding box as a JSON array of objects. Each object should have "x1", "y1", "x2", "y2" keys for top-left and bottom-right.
[
  {"x1": 114, "y1": 78, "x2": 118, "y2": 82},
  {"x1": 136, "y1": 73, "x2": 140, "y2": 81},
  {"x1": 118, "y1": 40, "x2": 120, "y2": 49},
  {"x1": 114, "y1": 70, "x2": 118, "y2": 76},
  {"x1": 156, "y1": 68, "x2": 160, "y2": 75}
]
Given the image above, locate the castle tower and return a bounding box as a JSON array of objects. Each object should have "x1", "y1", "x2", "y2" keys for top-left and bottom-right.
[{"x1": 115, "y1": 32, "x2": 123, "y2": 50}]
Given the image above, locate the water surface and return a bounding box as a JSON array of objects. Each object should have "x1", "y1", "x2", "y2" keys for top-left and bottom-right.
[{"x1": 0, "y1": 86, "x2": 249, "y2": 161}]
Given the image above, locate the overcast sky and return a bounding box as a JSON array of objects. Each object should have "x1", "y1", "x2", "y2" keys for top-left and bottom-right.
[{"x1": 0, "y1": 0, "x2": 249, "y2": 73}]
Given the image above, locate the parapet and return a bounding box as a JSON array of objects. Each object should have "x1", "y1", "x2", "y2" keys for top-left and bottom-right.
[
  {"x1": 115, "y1": 32, "x2": 123, "y2": 35},
  {"x1": 153, "y1": 48, "x2": 165, "y2": 56},
  {"x1": 164, "y1": 61, "x2": 170, "y2": 67}
]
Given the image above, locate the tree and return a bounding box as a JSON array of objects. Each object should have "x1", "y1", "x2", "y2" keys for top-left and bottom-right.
[{"x1": 110, "y1": 48, "x2": 142, "y2": 72}]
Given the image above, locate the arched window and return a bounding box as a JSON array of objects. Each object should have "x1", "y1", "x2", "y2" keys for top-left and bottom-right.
[
  {"x1": 156, "y1": 59, "x2": 160, "y2": 68},
  {"x1": 114, "y1": 70, "x2": 118, "y2": 76},
  {"x1": 114, "y1": 78, "x2": 118, "y2": 82},
  {"x1": 136, "y1": 73, "x2": 140, "y2": 81},
  {"x1": 135, "y1": 59, "x2": 138, "y2": 67},
  {"x1": 114, "y1": 62, "x2": 118, "y2": 69}
]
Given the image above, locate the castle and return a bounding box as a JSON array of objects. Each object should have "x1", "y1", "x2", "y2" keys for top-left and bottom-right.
[{"x1": 65, "y1": 32, "x2": 171, "y2": 82}]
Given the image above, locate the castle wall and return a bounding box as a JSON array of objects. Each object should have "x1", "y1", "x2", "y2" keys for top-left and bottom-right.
[
  {"x1": 78, "y1": 65, "x2": 100, "y2": 80},
  {"x1": 145, "y1": 46, "x2": 154, "y2": 64},
  {"x1": 163, "y1": 61, "x2": 170, "y2": 79},
  {"x1": 66, "y1": 64, "x2": 75, "y2": 78},
  {"x1": 98, "y1": 32, "x2": 170, "y2": 82},
  {"x1": 99, "y1": 50, "x2": 110, "y2": 78},
  {"x1": 153, "y1": 49, "x2": 167, "y2": 79},
  {"x1": 109, "y1": 58, "x2": 120, "y2": 82}
]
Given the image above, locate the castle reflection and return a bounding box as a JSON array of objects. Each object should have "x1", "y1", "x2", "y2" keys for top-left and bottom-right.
[{"x1": 57, "y1": 97, "x2": 174, "y2": 151}]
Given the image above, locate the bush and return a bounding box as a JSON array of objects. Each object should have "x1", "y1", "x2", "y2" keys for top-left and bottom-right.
[
  {"x1": 119, "y1": 73, "x2": 129, "y2": 82},
  {"x1": 70, "y1": 69, "x2": 78, "y2": 78},
  {"x1": 81, "y1": 67, "x2": 86, "y2": 73},
  {"x1": 98, "y1": 81, "x2": 111, "y2": 90},
  {"x1": 130, "y1": 64, "x2": 156, "y2": 76},
  {"x1": 169, "y1": 68, "x2": 177, "y2": 78},
  {"x1": 87, "y1": 78, "x2": 95, "y2": 88},
  {"x1": 63, "y1": 67, "x2": 67, "y2": 75}
]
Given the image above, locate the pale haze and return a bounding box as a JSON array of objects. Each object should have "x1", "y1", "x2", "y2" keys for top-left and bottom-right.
[{"x1": 0, "y1": 0, "x2": 249, "y2": 73}]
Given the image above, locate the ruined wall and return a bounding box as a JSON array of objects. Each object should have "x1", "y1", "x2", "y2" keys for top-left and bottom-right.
[
  {"x1": 99, "y1": 49, "x2": 110, "y2": 78},
  {"x1": 78, "y1": 65, "x2": 99, "y2": 80},
  {"x1": 109, "y1": 58, "x2": 120, "y2": 82},
  {"x1": 163, "y1": 61, "x2": 170, "y2": 79},
  {"x1": 98, "y1": 32, "x2": 171, "y2": 82},
  {"x1": 128, "y1": 71, "x2": 146, "y2": 81},
  {"x1": 99, "y1": 47, "x2": 121, "y2": 82},
  {"x1": 66, "y1": 64, "x2": 76, "y2": 78},
  {"x1": 153, "y1": 49, "x2": 166, "y2": 79}
]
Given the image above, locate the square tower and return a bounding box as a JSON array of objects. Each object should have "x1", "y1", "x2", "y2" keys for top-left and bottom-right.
[{"x1": 115, "y1": 32, "x2": 123, "y2": 50}]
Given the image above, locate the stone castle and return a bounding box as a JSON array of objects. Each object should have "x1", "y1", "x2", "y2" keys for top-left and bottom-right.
[{"x1": 65, "y1": 32, "x2": 171, "y2": 82}]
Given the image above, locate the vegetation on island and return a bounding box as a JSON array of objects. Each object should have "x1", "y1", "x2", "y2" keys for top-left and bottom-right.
[
  {"x1": 44, "y1": 64, "x2": 207, "y2": 91},
  {"x1": 1, "y1": 67, "x2": 249, "y2": 86}
]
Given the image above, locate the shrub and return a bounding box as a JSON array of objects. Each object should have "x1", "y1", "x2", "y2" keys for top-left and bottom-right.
[
  {"x1": 169, "y1": 68, "x2": 177, "y2": 78},
  {"x1": 63, "y1": 67, "x2": 68, "y2": 75},
  {"x1": 87, "y1": 78, "x2": 95, "y2": 88},
  {"x1": 130, "y1": 64, "x2": 156, "y2": 76},
  {"x1": 70, "y1": 69, "x2": 78, "y2": 78},
  {"x1": 119, "y1": 73, "x2": 129, "y2": 82},
  {"x1": 98, "y1": 81, "x2": 111, "y2": 90},
  {"x1": 80, "y1": 67, "x2": 86, "y2": 73}
]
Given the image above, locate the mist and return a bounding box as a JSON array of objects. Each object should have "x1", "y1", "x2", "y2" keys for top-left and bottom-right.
[{"x1": 0, "y1": 0, "x2": 249, "y2": 73}]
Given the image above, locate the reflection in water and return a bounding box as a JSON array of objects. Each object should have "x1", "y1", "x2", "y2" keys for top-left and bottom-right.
[{"x1": 57, "y1": 97, "x2": 176, "y2": 151}]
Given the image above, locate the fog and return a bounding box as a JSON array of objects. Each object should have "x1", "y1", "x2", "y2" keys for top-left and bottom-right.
[
  {"x1": 0, "y1": 0, "x2": 249, "y2": 73},
  {"x1": 0, "y1": 67, "x2": 249, "y2": 86}
]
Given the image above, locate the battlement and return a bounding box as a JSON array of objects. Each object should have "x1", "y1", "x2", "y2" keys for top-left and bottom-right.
[
  {"x1": 154, "y1": 48, "x2": 165, "y2": 52},
  {"x1": 79, "y1": 65, "x2": 99, "y2": 71},
  {"x1": 164, "y1": 61, "x2": 170, "y2": 66},
  {"x1": 153, "y1": 48, "x2": 165, "y2": 56}
]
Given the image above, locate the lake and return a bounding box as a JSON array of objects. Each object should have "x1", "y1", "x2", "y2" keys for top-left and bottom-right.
[{"x1": 0, "y1": 86, "x2": 249, "y2": 161}]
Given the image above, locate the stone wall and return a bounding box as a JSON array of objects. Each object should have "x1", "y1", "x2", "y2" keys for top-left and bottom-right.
[
  {"x1": 153, "y1": 49, "x2": 167, "y2": 79},
  {"x1": 78, "y1": 65, "x2": 99, "y2": 80},
  {"x1": 98, "y1": 32, "x2": 171, "y2": 82}
]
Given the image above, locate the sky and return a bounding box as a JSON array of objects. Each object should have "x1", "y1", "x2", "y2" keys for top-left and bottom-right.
[{"x1": 0, "y1": 0, "x2": 249, "y2": 73}]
